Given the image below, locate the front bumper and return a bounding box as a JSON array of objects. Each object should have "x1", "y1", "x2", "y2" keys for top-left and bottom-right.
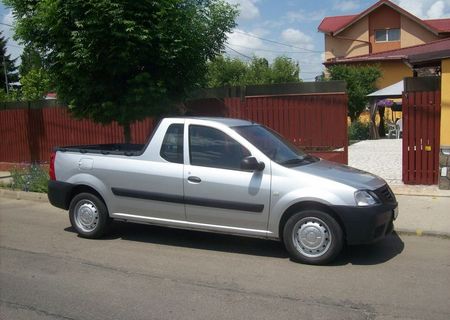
[{"x1": 331, "y1": 202, "x2": 398, "y2": 245}]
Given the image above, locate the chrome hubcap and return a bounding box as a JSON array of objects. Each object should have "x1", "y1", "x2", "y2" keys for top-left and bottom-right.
[
  {"x1": 74, "y1": 200, "x2": 99, "y2": 232},
  {"x1": 292, "y1": 217, "x2": 332, "y2": 258}
]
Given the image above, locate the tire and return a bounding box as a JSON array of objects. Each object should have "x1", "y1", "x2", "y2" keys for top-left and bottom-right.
[
  {"x1": 69, "y1": 192, "x2": 110, "y2": 239},
  {"x1": 283, "y1": 210, "x2": 343, "y2": 265}
]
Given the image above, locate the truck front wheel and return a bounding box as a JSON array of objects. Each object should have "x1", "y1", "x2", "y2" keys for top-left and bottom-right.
[
  {"x1": 283, "y1": 210, "x2": 343, "y2": 265},
  {"x1": 69, "y1": 193, "x2": 110, "y2": 239}
]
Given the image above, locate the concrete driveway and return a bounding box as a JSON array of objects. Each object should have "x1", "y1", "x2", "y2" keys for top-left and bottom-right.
[{"x1": 349, "y1": 139, "x2": 402, "y2": 185}]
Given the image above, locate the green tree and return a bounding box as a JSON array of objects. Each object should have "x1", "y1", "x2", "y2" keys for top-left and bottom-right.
[
  {"x1": 327, "y1": 64, "x2": 381, "y2": 122},
  {"x1": 269, "y1": 56, "x2": 300, "y2": 84},
  {"x1": 21, "y1": 68, "x2": 51, "y2": 100},
  {"x1": 6, "y1": 0, "x2": 237, "y2": 142},
  {"x1": 206, "y1": 56, "x2": 247, "y2": 87},
  {"x1": 243, "y1": 57, "x2": 271, "y2": 85},
  {"x1": 206, "y1": 55, "x2": 301, "y2": 87},
  {"x1": 19, "y1": 45, "x2": 45, "y2": 76},
  {"x1": 0, "y1": 31, "x2": 19, "y2": 95}
]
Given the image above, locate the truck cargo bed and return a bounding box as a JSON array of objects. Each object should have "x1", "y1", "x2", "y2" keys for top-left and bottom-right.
[{"x1": 55, "y1": 144, "x2": 145, "y2": 156}]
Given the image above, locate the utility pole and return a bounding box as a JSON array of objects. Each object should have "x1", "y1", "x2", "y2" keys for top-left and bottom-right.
[{"x1": 2, "y1": 54, "x2": 9, "y2": 94}]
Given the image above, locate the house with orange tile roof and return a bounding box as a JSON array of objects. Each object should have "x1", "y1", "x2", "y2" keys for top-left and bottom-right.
[{"x1": 318, "y1": 0, "x2": 450, "y2": 88}]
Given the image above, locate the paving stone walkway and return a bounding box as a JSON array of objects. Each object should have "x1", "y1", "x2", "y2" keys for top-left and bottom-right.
[{"x1": 348, "y1": 139, "x2": 403, "y2": 185}]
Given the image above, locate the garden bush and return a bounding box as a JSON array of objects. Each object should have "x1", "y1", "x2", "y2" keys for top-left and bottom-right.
[
  {"x1": 10, "y1": 164, "x2": 49, "y2": 193},
  {"x1": 348, "y1": 121, "x2": 370, "y2": 141}
]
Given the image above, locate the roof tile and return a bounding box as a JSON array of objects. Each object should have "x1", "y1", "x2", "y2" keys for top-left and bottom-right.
[{"x1": 325, "y1": 37, "x2": 450, "y2": 64}]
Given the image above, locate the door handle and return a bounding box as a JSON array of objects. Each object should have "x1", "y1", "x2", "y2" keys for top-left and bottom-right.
[{"x1": 187, "y1": 176, "x2": 201, "y2": 183}]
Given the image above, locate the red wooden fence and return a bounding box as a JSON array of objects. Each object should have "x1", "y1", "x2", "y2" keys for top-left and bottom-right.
[
  {"x1": 1, "y1": 82, "x2": 349, "y2": 167},
  {"x1": 0, "y1": 106, "x2": 155, "y2": 165},
  {"x1": 402, "y1": 90, "x2": 441, "y2": 184},
  {"x1": 187, "y1": 93, "x2": 348, "y2": 164}
]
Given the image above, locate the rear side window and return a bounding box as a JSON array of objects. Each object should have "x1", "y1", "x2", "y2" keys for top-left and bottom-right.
[
  {"x1": 160, "y1": 124, "x2": 184, "y2": 164},
  {"x1": 189, "y1": 125, "x2": 250, "y2": 170}
]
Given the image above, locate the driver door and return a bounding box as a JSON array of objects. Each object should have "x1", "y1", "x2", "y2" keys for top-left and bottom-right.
[{"x1": 183, "y1": 124, "x2": 271, "y2": 233}]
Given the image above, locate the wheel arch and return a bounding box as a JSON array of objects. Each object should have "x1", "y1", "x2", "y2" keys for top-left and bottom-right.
[
  {"x1": 68, "y1": 185, "x2": 108, "y2": 210},
  {"x1": 278, "y1": 201, "x2": 347, "y2": 242}
]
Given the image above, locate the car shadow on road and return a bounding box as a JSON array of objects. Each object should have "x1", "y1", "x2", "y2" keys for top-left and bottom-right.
[
  {"x1": 331, "y1": 232, "x2": 405, "y2": 266},
  {"x1": 65, "y1": 222, "x2": 289, "y2": 259},
  {"x1": 64, "y1": 224, "x2": 405, "y2": 264}
]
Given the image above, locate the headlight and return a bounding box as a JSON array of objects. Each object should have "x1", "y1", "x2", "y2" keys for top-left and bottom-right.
[{"x1": 354, "y1": 190, "x2": 379, "y2": 206}]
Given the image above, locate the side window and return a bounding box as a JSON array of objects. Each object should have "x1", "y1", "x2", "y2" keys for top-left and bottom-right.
[
  {"x1": 160, "y1": 124, "x2": 184, "y2": 164},
  {"x1": 189, "y1": 125, "x2": 250, "y2": 170}
]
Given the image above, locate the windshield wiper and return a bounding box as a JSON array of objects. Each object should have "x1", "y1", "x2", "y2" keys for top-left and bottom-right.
[
  {"x1": 280, "y1": 155, "x2": 317, "y2": 166},
  {"x1": 280, "y1": 157, "x2": 306, "y2": 165}
]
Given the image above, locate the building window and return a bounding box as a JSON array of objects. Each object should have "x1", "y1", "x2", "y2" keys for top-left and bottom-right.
[{"x1": 375, "y1": 28, "x2": 400, "y2": 42}]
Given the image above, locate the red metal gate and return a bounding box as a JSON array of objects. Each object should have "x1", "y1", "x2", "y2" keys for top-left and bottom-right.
[{"x1": 402, "y1": 77, "x2": 441, "y2": 185}]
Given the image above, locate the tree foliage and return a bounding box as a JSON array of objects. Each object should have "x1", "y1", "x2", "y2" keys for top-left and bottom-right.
[
  {"x1": 327, "y1": 64, "x2": 381, "y2": 122},
  {"x1": 0, "y1": 31, "x2": 19, "y2": 95},
  {"x1": 206, "y1": 55, "x2": 301, "y2": 87},
  {"x1": 5, "y1": 0, "x2": 238, "y2": 142},
  {"x1": 19, "y1": 45, "x2": 45, "y2": 77},
  {"x1": 20, "y1": 68, "x2": 52, "y2": 100}
]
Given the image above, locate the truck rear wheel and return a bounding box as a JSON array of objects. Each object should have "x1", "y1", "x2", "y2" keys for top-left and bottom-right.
[
  {"x1": 283, "y1": 210, "x2": 343, "y2": 265},
  {"x1": 69, "y1": 193, "x2": 110, "y2": 239}
]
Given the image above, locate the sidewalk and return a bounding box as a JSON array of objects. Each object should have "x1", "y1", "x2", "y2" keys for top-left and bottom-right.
[
  {"x1": 0, "y1": 171, "x2": 12, "y2": 185},
  {"x1": 1, "y1": 187, "x2": 449, "y2": 238}
]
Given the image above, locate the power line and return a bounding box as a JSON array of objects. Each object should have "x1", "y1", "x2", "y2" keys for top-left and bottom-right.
[
  {"x1": 0, "y1": 22, "x2": 13, "y2": 27},
  {"x1": 225, "y1": 45, "x2": 324, "y2": 74},
  {"x1": 224, "y1": 44, "x2": 253, "y2": 60},
  {"x1": 225, "y1": 44, "x2": 325, "y2": 67},
  {"x1": 231, "y1": 30, "x2": 323, "y2": 53},
  {"x1": 226, "y1": 43, "x2": 315, "y2": 54}
]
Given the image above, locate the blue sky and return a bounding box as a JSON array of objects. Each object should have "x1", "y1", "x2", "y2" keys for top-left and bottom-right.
[{"x1": 2, "y1": 0, "x2": 450, "y2": 81}]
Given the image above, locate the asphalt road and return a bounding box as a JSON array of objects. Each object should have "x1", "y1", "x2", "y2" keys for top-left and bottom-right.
[{"x1": 1, "y1": 198, "x2": 450, "y2": 320}]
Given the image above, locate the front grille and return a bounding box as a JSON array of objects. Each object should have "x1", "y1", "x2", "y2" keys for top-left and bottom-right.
[{"x1": 375, "y1": 185, "x2": 396, "y2": 203}]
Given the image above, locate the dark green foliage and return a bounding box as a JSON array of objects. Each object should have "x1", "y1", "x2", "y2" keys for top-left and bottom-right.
[
  {"x1": 10, "y1": 164, "x2": 49, "y2": 193},
  {"x1": 19, "y1": 45, "x2": 45, "y2": 76},
  {"x1": 0, "y1": 30, "x2": 19, "y2": 94},
  {"x1": 5, "y1": 0, "x2": 238, "y2": 142},
  {"x1": 348, "y1": 121, "x2": 370, "y2": 141},
  {"x1": 206, "y1": 55, "x2": 301, "y2": 87},
  {"x1": 328, "y1": 65, "x2": 381, "y2": 122}
]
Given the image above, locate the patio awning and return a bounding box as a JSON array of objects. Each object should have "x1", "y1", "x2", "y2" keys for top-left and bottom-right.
[{"x1": 367, "y1": 80, "x2": 403, "y2": 98}]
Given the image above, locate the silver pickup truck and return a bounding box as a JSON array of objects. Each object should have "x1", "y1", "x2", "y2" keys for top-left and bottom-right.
[{"x1": 48, "y1": 117, "x2": 398, "y2": 265}]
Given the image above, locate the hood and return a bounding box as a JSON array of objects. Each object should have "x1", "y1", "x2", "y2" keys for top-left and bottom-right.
[{"x1": 293, "y1": 160, "x2": 386, "y2": 190}]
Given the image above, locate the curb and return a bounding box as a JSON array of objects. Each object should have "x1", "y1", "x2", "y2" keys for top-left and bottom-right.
[
  {"x1": 395, "y1": 228, "x2": 450, "y2": 239},
  {"x1": 0, "y1": 188, "x2": 49, "y2": 203},
  {"x1": 391, "y1": 189, "x2": 450, "y2": 197}
]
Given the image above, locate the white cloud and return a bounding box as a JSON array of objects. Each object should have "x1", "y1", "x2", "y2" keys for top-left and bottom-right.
[
  {"x1": 280, "y1": 28, "x2": 315, "y2": 51},
  {"x1": 334, "y1": 1, "x2": 360, "y2": 12},
  {"x1": 227, "y1": 0, "x2": 260, "y2": 20},
  {"x1": 392, "y1": 0, "x2": 450, "y2": 19},
  {"x1": 1, "y1": 10, "x2": 22, "y2": 61},
  {"x1": 227, "y1": 28, "x2": 264, "y2": 51},
  {"x1": 285, "y1": 9, "x2": 326, "y2": 23},
  {"x1": 427, "y1": 1, "x2": 446, "y2": 18}
]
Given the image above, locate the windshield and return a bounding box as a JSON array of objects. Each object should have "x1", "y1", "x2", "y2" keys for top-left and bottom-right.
[{"x1": 233, "y1": 125, "x2": 319, "y2": 167}]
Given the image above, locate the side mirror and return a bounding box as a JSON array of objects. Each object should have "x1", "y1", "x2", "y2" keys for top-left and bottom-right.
[{"x1": 241, "y1": 156, "x2": 265, "y2": 171}]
